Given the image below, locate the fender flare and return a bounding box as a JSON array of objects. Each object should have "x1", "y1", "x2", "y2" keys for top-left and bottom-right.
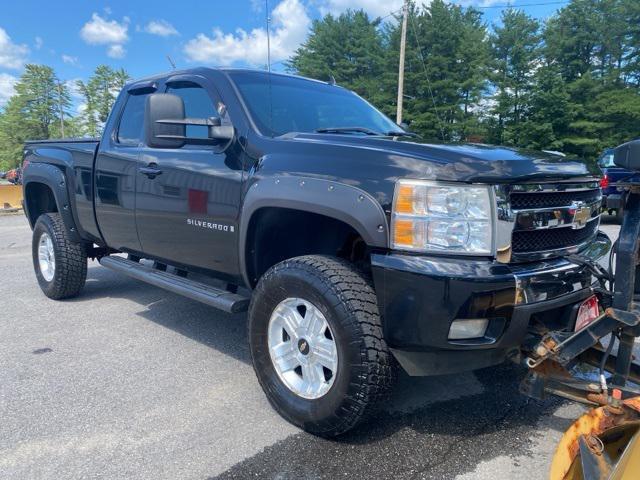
[
  {"x1": 239, "y1": 175, "x2": 389, "y2": 287},
  {"x1": 23, "y1": 162, "x2": 82, "y2": 243}
]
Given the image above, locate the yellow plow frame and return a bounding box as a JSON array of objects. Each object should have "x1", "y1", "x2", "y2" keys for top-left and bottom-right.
[
  {"x1": 551, "y1": 396, "x2": 640, "y2": 479},
  {"x1": 0, "y1": 184, "x2": 23, "y2": 210}
]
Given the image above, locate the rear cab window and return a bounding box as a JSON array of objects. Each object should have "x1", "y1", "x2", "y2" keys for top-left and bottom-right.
[{"x1": 117, "y1": 91, "x2": 150, "y2": 145}]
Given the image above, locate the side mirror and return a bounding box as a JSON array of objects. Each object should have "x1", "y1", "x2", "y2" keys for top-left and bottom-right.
[
  {"x1": 145, "y1": 93, "x2": 235, "y2": 149},
  {"x1": 145, "y1": 93, "x2": 186, "y2": 149},
  {"x1": 614, "y1": 140, "x2": 640, "y2": 171}
]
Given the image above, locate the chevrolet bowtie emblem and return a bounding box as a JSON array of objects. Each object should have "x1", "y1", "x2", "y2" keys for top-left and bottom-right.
[{"x1": 571, "y1": 202, "x2": 591, "y2": 229}]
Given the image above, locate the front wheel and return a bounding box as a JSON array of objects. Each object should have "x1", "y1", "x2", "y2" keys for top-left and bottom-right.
[
  {"x1": 32, "y1": 213, "x2": 87, "y2": 299},
  {"x1": 248, "y1": 255, "x2": 396, "y2": 437}
]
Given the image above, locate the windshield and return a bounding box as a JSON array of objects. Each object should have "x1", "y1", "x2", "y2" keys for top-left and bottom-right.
[
  {"x1": 228, "y1": 71, "x2": 403, "y2": 137},
  {"x1": 599, "y1": 152, "x2": 615, "y2": 168}
]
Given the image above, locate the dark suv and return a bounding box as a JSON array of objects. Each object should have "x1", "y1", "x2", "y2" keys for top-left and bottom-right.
[{"x1": 598, "y1": 148, "x2": 635, "y2": 222}]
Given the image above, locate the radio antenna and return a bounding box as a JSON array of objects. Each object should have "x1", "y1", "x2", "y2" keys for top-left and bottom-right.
[
  {"x1": 166, "y1": 55, "x2": 176, "y2": 70},
  {"x1": 265, "y1": 0, "x2": 272, "y2": 72},
  {"x1": 265, "y1": 0, "x2": 274, "y2": 134}
]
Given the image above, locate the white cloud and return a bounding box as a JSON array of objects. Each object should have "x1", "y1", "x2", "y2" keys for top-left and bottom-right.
[
  {"x1": 62, "y1": 54, "x2": 78, "y2": 65},
  {"x1": 144, "y1": 19, "x2": 179, "y2": 37},
  {"x1": 34, "y1": 36, "x2": 43, "y2": 50},
  {"x1": 80, "y1": 13, "x2": 129, "y2": 58},
  {"x1": 0, "y1": 28, "x2": 29, "y2": 70},
  {"x1": 107, "y1": 44, "x2": 126, "y2": 58},
  {"x1": 80, "y1": 13, "x2": 129, "y2": 45},
  {"x1": 319, "y1": 0, "x2": 404, "y2": 19},
  {"x1": 0, "y1": 73, "x2": 18, "y2": 107},
  {"x1": 183, "y1": 0, "x2": 310, "y2": 66}
]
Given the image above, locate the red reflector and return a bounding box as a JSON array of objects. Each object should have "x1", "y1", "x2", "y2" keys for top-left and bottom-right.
[
  {"x1": 575, "y1": 295, "x2": 600, "y2": 331},
  {"x1": 188, "y1": 189, "x2": 208, "y2": 214},
  {"x1": 600, "y1": 174, "x2": 609, "y2": 189}
]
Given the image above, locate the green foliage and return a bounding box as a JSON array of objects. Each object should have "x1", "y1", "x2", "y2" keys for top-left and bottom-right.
[
  {"x1": 1, "y1": 0, "x2": 639, "y2": 171},
  {"x1": 0, "y1": 64, "x2": 70, "y2": 170},
  {"x1": 288, "y1": 9, "x2": 385, "y2": 101},
  {"x1": 487, "y1": 8, "x2": 541, "y2": 145},
  {"x1": 399, "y1": 0, "x2": 489, "y2": 141},
  {"x1": 288, "y1": 0, "x2": 640, "y2": 161},
  {"x1": 76, "y1": 65, "x2": 130, "y2": 137},
  {"x1": 290, "y1": 1, "x2": 491, "y2": 141},
  {"x1": 0, "y1": 64, "x2": 130, "y2": 170}
]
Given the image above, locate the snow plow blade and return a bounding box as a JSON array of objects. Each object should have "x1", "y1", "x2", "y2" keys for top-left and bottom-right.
[{"x1": 550, "y1": 396, "x2": 640, "y2": 480}]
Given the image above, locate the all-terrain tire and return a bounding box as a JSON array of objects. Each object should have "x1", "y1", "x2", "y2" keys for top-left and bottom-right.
[
  {"x1": 248, "y1": 255, "x2": 396, "y2": 437},
  {"x1": 32, "y1": 213, "x2": 87, "y2": 299}
]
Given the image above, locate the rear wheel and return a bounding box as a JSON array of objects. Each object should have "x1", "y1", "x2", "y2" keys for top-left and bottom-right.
[
  {"x1": 248, "y1": 255, "x2": 396, "y2": 437},
  {"x1": 32, "y1": 213, "x2": 87, "y2": 299}
]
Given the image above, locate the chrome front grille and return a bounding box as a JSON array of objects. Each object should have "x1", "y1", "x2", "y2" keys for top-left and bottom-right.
[
  {"x1": 511, "y1": 219, "x2": 598, "y2": 253},
  {"x1": 509, "y1": 189, "x2": 602, "y2": 209},
  {"x1": 494, "y1": 181, "x2": 602, "y2": 263}
]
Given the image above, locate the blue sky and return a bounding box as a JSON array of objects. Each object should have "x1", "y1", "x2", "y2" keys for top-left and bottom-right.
[{"x1": 0, "y1": 0, "x2": 567, "y2": 108}]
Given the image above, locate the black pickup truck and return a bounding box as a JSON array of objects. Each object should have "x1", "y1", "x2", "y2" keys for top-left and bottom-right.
[{"x1": 22, "y1": 67, "x2": 610, "y2": 436}]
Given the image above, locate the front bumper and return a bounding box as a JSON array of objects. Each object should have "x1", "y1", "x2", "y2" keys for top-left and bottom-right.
[{"x1": 371, "y1": 231, "x2": 612, "y2": 376}]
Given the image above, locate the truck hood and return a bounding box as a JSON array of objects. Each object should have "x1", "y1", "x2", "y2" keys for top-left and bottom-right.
[{"x1": 288, "y1": 133, "x2": 598, "y2": 183}]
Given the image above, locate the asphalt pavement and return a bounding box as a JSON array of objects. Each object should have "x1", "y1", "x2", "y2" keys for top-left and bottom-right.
[{"x1": 0, "y1": 214, "x2": 624, "y2": 479}]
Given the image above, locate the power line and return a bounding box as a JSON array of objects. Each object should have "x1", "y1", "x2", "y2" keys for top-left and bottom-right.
[
  {"x1": 469, "y1": 1, "x2": 569, "y2": 9},
  {"x1": 379, "y1": 7, "x2": 404, "y2": 22}
]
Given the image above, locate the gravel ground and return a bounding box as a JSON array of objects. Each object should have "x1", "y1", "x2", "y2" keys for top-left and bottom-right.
[{"x1": 0, "y1": 214, "x2": 626, "y2": 479}]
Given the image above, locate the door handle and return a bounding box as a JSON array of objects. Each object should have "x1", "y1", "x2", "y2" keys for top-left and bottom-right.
[{"x1": 139, "y1": 163, "x2": 162, "y2": 179}]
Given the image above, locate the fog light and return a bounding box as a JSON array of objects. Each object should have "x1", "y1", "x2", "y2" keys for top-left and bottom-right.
[{"x1": 448, "y1": 318, "x2": 489, "y2": 340}]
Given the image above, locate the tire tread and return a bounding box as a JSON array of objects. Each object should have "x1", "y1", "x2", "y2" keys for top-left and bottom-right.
[
  {"x1": 252, "y1": 255, "x2": 396, "y2": 436},
  {"x1": 33, "y1": 213, "x2": 87, "y2": 299}
]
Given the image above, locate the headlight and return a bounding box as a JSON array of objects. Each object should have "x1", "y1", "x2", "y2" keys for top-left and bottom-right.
[{"x1": 391, "y1": 180, "x2": 493, "y2": 254}]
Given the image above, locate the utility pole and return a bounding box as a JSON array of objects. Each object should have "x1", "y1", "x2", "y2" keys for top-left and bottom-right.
[
  {"x1": 396, "y1": 0, "x2": 409, "y2": 125},
  {"x1": 57, "y1": 82, "x2": 65, "y2": 138}
]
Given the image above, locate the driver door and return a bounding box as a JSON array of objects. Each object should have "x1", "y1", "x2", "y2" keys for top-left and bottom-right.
[{"x1": 135, "y1": 75, "x2": 243, "y2": 276}]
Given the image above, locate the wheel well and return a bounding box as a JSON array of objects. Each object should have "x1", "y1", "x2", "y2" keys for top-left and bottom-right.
[
  {"x1": 245, "y1": 208, "x2": 369, "y2": 287},
  {"x1": 25, "y1": 182, "x2": 58, "y2": 226}
]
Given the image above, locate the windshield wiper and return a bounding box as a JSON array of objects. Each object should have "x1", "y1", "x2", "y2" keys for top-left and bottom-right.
[
  {"x1": 314, "y1": 127, "x2": 381, "y2": 136},
  {"x1": 384, "y1": 130, "x2": 420, "y2": 138},
  {"x1": 314, "y1": 127, "x2": 420, "y2": 139}
]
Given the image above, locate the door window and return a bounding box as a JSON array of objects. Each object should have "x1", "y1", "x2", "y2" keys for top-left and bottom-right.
[{"x1": 166, "y1": 82, "x2": 221, "y2": 139}]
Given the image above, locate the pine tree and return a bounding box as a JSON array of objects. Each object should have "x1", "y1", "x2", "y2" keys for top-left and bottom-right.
[
  {"x1": 288, "y1": 10, "x2": 385, "y2": 101},
  {"x1": 77, "y1": 66, "x2": 130, "y2": 137},
  {"x1": 391, "y1": 0, "x2": 488, "y2": 141},
  {"x1": 0, "y1": 64, "x2": 69, "y2": 170},
  {"x1": 488, "y1": 9, "x2": 540, "y2": 145}
]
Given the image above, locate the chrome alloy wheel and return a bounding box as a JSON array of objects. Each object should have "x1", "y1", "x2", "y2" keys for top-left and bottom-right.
[
  {"x1": 267, "y1": 297, "x2": 338, "y2": 399},
  {"x1": 38, "y1": 232, "x2": 56, "y2": 282}
]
